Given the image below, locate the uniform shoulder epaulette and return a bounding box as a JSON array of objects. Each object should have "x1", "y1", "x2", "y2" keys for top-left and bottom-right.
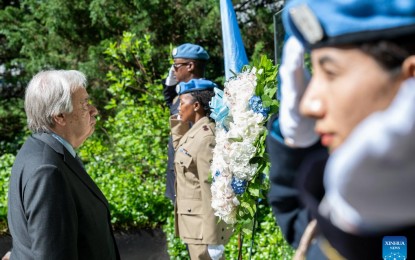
[{"x1": 200, "y1": 123, "x2": 215, "y2": 136}]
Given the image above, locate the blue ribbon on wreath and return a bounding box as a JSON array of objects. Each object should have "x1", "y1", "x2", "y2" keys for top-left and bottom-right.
[{"x1": 209, "y1": 88, "x2": 229, "y2": 129}]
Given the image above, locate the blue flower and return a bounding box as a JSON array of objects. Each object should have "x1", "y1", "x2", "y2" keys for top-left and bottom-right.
[
  {"x1": 249, "y1": 95, "x2": 270, "y2": 118},
  {"x1": 212, "y1": 170, "x2": 221, "y2": 182},
  {"x1": 231, "y1": 177, "x2": 247, "y2": 195},
  {"x1": 215, "y1": 170, "x2": 221, "y2": 177}
]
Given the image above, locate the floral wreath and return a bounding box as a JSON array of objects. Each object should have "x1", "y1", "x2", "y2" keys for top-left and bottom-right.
[{"x1": 209, "y1": 56, "x2": 279, "y2": 228}]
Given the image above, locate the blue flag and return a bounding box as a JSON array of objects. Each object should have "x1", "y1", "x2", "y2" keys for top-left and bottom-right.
[{"x1": 220, "y1": 0, "x2": 249, "y2": 80}]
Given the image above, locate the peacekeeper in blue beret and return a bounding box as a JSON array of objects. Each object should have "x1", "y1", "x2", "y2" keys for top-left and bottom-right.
[
  {"x1": 267, "y1": 0, "x2": 415, "y2": 259},
  {"x1": 170, "y1": 79, "x2": 233, "y2": 260},
  {"x1": 162, "y1": 43, "x2": 210, "y2": 202}
]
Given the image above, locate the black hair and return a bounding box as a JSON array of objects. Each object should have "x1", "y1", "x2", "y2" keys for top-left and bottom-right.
[
  {"x1": 357, "y1": 34, "x2": 415, "y2": 74},
  {"x1": 190, "y1": 89, "x2": 215, "y2": 119}
]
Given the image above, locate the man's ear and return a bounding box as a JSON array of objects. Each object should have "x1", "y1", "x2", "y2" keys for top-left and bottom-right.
[
  {"x1": 53, "y1": 113, "x2": 66, "y2": 126},
  {"x1": 402, "y1": 55, "x2": 415, "y2": 78},
  {"x1": 187, "y1": 62, "x2": 195, "y2": 73}
]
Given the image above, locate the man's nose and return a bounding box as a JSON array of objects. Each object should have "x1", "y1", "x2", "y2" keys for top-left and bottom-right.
[{"x1": 90, "y1": 105, "x2": 99, "y2": 117}]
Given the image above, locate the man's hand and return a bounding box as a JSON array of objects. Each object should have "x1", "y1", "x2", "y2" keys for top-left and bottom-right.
[
  {"x1": 165, "y1": 65, "x2": 178, "y2": 86},
  {"x1": 279, "y1": 36, "x2": 319, "y2": 147}
]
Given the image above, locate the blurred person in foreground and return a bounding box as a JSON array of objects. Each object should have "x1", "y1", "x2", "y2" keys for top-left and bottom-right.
[
  {"x1": 7, "y1": 70, "x2": 120, "y2": 259},
  {"x1": 170, "y1": 79, "x2": 232, "y2": 259},
  {"x1": 267, "y1": 0, "x2": 415, "y2": 259},
  {"x1": 162, "y1": 43, "x2": 210, "y2": 202}
]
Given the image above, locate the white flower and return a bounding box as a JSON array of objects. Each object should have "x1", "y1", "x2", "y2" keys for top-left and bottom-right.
[
  {"x1": 210, "y1": 67, "x2": 269, "y2": 224},
  {"x1": 210, "y1": 173, "x2": 237, "y2": 224}
]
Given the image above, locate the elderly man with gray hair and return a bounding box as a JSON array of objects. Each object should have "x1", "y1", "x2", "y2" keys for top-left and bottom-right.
[{"x1": 7, "y1": 70, "x2": 120, "y2": 259}]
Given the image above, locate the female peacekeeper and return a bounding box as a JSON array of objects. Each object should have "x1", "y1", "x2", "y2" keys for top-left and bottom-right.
[
  {"x1": 267, "y1": 0, "x2": 415, "y2": 259},
  {"x1": 170, "y1": 79, "x2": 232, "y2": 260}
]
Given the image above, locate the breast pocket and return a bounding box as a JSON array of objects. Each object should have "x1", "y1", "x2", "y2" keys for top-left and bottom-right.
[
  {"x1": 175, "y1": 149, "x2": 201, "y2": 199},
  {"x1": 175, "y1": 149, "x2": 193, "y2": 170}
]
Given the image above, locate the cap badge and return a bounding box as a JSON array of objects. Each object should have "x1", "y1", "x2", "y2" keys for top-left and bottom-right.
[
  {"x1": 290, "y1": 4, "x2": 324, "y2": 44},
  {"x1": 172, "y1": 47, "x2": 178, "y2": 56}
]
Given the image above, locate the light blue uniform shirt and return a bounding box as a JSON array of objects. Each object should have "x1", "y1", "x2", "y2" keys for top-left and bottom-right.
[{"x1": 51, "y1": 133, "x2": 76, "y2": 158}]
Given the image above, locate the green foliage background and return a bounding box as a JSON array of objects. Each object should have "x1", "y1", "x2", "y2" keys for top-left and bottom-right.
[
  {"x1": 78, "y1": 33, "x2": 173, "y2": 229},
  {"x1": 0, "y1": 0, "x2": 285, "y2": 153}
]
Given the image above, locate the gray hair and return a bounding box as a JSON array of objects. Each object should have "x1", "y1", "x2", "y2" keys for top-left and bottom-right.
[{"x1": 25, "y1": 70, "x2": 87, "y2": 133}]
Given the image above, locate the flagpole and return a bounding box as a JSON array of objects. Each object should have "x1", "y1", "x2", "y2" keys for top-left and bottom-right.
[{"x1": 273, "y1": 6, "x2": 285, "y2": 66}]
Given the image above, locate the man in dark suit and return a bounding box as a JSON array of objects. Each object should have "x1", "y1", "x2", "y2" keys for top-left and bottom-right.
[{"x1": 7, "y1": 70, "x2": 120, "y2": 259}]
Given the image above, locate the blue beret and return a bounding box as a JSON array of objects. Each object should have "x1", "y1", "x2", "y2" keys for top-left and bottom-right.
[
  {"x1": 177, "y1": 79, "x2": 217, "y2": 95},
  {"x1": 283, "y1": 0, "x2": 415, "y2": 48},
  {"x1": 172, "y1": 43, "x2": 210, "y2": 60}
]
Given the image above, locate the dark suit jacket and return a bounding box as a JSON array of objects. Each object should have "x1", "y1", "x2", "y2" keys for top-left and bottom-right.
[
  {"x1": 8, "y1": 133, "x2": 120, "y2": 260},
  {"x1": 267, "y1": 116, "x2": 328, "y2": 259},
  {"x1": 163, "y1": 80, "x2": 179, "y2": 202}
]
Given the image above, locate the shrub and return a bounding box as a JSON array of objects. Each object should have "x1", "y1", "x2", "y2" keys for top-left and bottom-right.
[
  {"x1": 79, "y1": 32, "x2": 172, "y2": 229},
  {"x1": 162, "y1": 201, "x2": 294, "y2": 259},
  {"x1": 0, "y1": 153, "x2": 14, "y2": 234}
]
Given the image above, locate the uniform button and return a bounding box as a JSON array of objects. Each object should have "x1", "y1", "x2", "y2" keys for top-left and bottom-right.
[
  {"x1": 222, "y1": 228, "x2": 225, "y2": 231},
  {"x1": 221, "y1": 236, "x2": 224, "y2": 240},
  {"x1": 188, "y1": 208, "x2": 191, "y2": 212}
]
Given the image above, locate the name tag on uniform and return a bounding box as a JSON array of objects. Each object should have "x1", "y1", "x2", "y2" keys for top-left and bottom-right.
[{"x1": 179, "y1": 147, "x2": 191, "y2": 157}]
